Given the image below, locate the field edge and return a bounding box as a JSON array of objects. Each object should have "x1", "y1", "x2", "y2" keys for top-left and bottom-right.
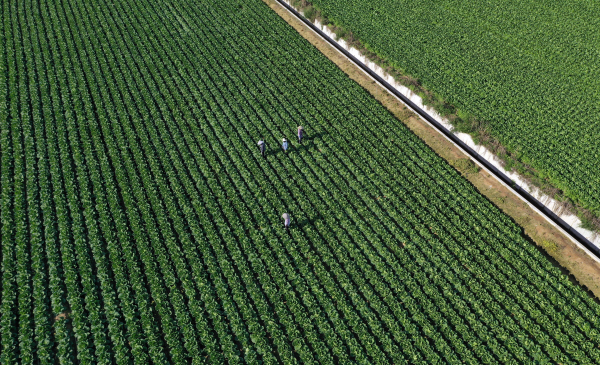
[
  {"x1": 262, "y1": 0, "x2": 600, "y2": 301},
  {"x1": 280, "y1": 0, "x2": 600, "y2": 240}
]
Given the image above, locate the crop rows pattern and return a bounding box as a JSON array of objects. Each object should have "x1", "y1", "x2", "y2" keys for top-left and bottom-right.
[
  {"x1": 1, "y1": 0, "x2": 600, "y2": 363},
  {"x1": 308, "y1": 0, "x2": 600, "y2": 217}
]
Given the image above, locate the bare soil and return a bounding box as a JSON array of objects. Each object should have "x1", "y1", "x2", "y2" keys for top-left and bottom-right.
[
  {"x1": 263, "y1": 0, "x2": 600, "y2": 300},
  {"x1": 54, "y1": 311, "x2": 70, "y2": 322}
]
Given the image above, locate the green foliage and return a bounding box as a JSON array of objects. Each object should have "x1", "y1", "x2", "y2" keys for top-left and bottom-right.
[
  {"x1": 451, "y1": 158, "x2": 480, "y2": 175},
  {"x1": 303, "y1": 6, "x2": 317, "y2": 21},
  {"x1": 2, "y1": 0, "x2": 600, "y2": 363},
  {"x1": 309, "y1": 0, "x2": 600, "y2": 218},
  {"x1": 540, "y1": 240, "x2": 559, "y2": 255}
]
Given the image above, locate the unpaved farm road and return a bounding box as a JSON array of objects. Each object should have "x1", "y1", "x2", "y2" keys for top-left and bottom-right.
[{"x1": 263, "y1": 0, "x2": 600, "y2": 301}]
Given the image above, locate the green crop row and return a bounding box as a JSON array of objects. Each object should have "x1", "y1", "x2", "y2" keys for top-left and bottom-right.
[{"x1": 1, "y1": 0, "x2": 600, "y2": 362}]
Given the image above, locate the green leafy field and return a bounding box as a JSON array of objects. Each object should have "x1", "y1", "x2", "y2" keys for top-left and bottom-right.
[
  {"x1": 2, "y1": 0, "x2": 600, "y2": 363},
  {"x1": 308, "y1": 0, "x2": 600, "y2": 217}
]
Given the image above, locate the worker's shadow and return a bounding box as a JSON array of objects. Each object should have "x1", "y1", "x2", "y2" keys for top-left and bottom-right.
[
  {"x1": 289, "y1": 144, "x2": 309, "y2": 153},
  {"x1": 293, "y1": 132, "x2": 326, "y2": 152},
  {"x1": 296, "y1": 215, "x2": 321, "y2": 229}
]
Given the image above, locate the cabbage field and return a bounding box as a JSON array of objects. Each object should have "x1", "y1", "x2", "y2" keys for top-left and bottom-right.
[
  {"x1": 2, "y1": 0, "x2": 600, "y2": 363},
  {"x1": 307, "y1": 0, "x2": 600, "y2": 220}
]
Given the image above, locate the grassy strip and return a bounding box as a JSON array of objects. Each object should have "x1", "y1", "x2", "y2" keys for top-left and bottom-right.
[{"x1": 287, "y1": 0, "x2": 600, "y2": 234}]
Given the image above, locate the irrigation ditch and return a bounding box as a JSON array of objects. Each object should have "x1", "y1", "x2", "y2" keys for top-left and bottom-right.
[{"x1": 272, "y1": 0, "x2": 600, "y2": 263}]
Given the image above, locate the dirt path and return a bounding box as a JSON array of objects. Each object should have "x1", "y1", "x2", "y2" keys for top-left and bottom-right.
[{"x1": 263, "y1": 0, "x2": 600, "y2": 300}]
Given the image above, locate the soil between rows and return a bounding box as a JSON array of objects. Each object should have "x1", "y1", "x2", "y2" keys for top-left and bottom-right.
[{"x1": 263, "y1": 0, "x2": 600, "y2": 300}]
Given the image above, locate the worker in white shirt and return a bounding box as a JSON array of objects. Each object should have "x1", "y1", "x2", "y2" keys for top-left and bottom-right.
[
  {"x1": 282, "y1": 138, "x2": 289, "y2": 153},
  {"x1": 282, "y1": 213, "x2": 291, "y2": 231},
  {"x1": 258, "y1": 140, "x2": 266, "y2": 158}
]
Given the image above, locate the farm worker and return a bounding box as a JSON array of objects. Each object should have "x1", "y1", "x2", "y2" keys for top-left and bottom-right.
[
  {"x1": 297, "y1": 126, "x2": 304, "y2": 143},
  {"x1": 282, "y1": 213, "x2": 291, "y2": 230},
  {"x1": 258, "y1": 140, "x2": 266, "y2": 158},
  {"x1": 282, "y1": 138, "x2": 289, "y2": 152}
]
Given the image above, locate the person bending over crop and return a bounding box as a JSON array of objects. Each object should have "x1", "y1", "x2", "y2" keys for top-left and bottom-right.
[
  {"x1": 258, "y1": 140, "x2": 266, "y2": 158},
  {"x1": 282, "y1": 213, "x2": 291, "y2": 231},
  {"x1": 282, "y1": 138, "x2": 288, "y2": 153},
  {"x1": 297, "y1": 126, "x2": 304, "y2": 144}
]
